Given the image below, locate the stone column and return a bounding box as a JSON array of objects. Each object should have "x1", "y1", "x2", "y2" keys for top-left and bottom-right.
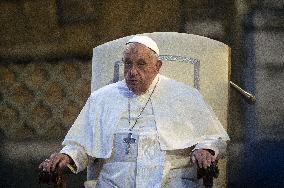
[{"x1": 242, "y1": 1, "x2": 284, "y2": 187}]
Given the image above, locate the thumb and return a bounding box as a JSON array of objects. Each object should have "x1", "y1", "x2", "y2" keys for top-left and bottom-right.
[
  {"x1": 191, "y1": 154, "x2": 196, "y2": 163},
  {"x1": 58, "y1": 160, "x2": 66, "y2": 169}
]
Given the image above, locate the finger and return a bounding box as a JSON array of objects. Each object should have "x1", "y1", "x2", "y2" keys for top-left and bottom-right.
[
  {"x1": 205, "y1": 153, "x2": 212, "y2": 164},
  {"x1": 203, "y1": 152, "x2": 212, "y2": 168},
  {"x1": 201, "y1": 160, "x2": 209, "y2": 169},
  {"x1": 52, "y1": 154, "x2": 71, "y2": 171},
  {"x1": 211, "y1": 154, "x2": 217, "y2": 162},
  {"x1": 194, "y1": 151, "x2": 203, "y2": 168},
  {"x1": 205, "y1": 153, "x2": 215, "y2": 168},
  {"x1": 40, "y1": 161, "x2": 50, "y2": 172},
  {"x1": 39, "y1": 162, "x2": 44, "y2": 170},
  {"x1": 210, "y1": 155, "x2": 215, "y2": 164},
  {"x1": 207, "y1": 153, "x2": 217, "y2": 166},
  {"x1": 198, "y1": 157, "x2": 203, "y2": 168},
  {"x1": 51, "y1": 155, "x2": 61, "y2": 171},
  {"x1": 50, "y1": 153, "x2": 58, "y2": 159},
  {"x1": 39, "y1": 158, "x2": 50, "y2": 169},
  {"x1": 191, "y1": 155, "x2": 196, "y2": 163},
  {"x1": 58, "y1": 160, "x2": 68, "y2": 169},
  {"x1": 203, "y1": 159, "x2": 210, "y2": 169},
  {"x1": 45, "y1": 160, "x2": 53, "y2": 172},
  {"x1": 41, "y1": 159, "x2": 50, "y2": 171}
]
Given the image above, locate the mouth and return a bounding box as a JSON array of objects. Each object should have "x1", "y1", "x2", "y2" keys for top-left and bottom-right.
[
  {"x1": 126, "y1": 79, "x2": 139, "y2": 87},
  {"x1": 127, "y1": 79, "x2": 138, "y2": 83}
]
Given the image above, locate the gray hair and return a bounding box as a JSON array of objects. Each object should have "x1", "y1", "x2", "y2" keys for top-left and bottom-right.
[{"x1": 124, "y1": 43, "x2": 159, "y2": 58}]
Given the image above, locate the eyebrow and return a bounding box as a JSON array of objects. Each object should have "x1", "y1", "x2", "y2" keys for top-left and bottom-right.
[
  {"x1": 136, "y1": 59, "x2": 147, "y2": 63},
  {"x1": 122, "y1": 58, "x2": 147, "y2": 63}
]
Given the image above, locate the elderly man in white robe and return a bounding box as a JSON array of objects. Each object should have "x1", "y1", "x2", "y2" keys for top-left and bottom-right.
[{"x1": 39, "y1": 36, "x2": 229, "y2": 188}]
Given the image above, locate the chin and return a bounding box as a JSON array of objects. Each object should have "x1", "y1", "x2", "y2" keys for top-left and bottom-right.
[{"x1": 129, "y1": 87, "x2": 143, "y2": 95}]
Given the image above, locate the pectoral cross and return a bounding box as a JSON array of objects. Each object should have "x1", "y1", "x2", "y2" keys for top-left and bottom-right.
[{"x1": 123, "y1": 133, "x2": 136, "y2": 154}]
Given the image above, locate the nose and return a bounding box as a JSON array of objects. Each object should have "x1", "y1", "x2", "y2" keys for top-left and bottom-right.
[{"x1": 128, "y1": 65, "x2": 138, "y2": 76}]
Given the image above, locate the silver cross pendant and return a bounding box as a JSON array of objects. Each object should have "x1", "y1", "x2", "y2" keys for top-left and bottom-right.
[{"x1": 123, "y1": 133, "x2": 136, "y2": 154}]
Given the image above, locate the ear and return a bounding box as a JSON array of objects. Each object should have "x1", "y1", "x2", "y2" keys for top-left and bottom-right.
[{"x1": 156, "y1": 59, "x2": 163, "y2": 71}]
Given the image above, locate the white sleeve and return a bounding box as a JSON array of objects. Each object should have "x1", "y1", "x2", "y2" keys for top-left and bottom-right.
[
  {"x1": 194, "y1": 138, "x2": 227, "y2": 158},
  {"x1": 60, "y1": 144, "x2": 89, "y2": 173}
]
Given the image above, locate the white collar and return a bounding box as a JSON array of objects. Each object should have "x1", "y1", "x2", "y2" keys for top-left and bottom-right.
[
  {"x1": 123, "y1": 74, "x2": 160, "y2": 101},
  {"x1": 140, "y1": 74, "x2": 159, "y2": 95}
]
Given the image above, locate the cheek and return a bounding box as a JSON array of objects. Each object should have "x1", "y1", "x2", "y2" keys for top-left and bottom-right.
[
  {"x1": 146, "y1": 69, "x2": 157, "y2": 78},
  {"x1": 142, "y1": 70, "x2": 156, "y2": 84},
  {"x1": 124, "y1": 68, "x2": 130, "y2": 76}
]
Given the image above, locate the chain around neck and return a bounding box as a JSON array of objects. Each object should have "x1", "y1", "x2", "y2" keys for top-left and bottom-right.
[{"x1": 128, "y1": 77, "x2": 159, "y2": 132}]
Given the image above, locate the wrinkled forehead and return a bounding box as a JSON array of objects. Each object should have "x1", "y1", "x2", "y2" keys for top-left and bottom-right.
[{"x1": 123, "y1": 43, "x2": 156, "y2": 60}]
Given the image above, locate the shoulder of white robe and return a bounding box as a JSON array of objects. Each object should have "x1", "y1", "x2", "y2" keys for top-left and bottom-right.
[
  {"x1": 155, "y1": 75, "x2": 197, "y2": 100},
  {"x1": 90, "y1": 80, "x2": 126, "y2": 99}
]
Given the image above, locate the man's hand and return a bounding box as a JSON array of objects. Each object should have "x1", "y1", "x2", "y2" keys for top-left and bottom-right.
[
  {"x1": 38, "y1": 153, "x2": 74, "y2": 173},
  {"x1": 191, "y1": 149, "x2": 216, "y2": 169}
]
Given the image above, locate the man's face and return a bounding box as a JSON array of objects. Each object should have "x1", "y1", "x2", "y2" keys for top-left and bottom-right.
[{"x1": 123, "y1": 43, "x2": 162, "y2": 95}]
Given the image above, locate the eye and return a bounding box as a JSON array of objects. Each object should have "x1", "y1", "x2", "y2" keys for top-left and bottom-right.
[
  {"x1": 137, "y1": 60, "x2": 147, "y2": 67},
  {"x1": 124, "y1": 61, "x2": 132, "y2": 67}
]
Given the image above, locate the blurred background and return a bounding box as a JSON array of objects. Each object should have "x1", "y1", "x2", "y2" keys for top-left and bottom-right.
[{"x1": 0, "y1": 0, "x2": 283, "y2": 187}]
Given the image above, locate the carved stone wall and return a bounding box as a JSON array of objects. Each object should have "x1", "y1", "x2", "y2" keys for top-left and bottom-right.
[
  {"x1": 0, "y1": 0, "x2": 182, "y2": 60},
  {"x1": 0, "y1": 59, "x2": 91, "y2": 140}
]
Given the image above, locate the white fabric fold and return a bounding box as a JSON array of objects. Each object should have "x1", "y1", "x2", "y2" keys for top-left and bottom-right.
[
  {"x1": 60, "y1": 144, "x2": 89, "y2": 173},
  {"x1": 193, "y1": 138, "x2": 227, "y2": 157},
  {"x1": 62, "y1": 75, "x2": 229, "y2": 159}
]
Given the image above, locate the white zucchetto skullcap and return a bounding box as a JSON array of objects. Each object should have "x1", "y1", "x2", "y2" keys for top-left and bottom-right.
[{"x1": 126, "y1": 35, "x2": 159, "y2": 56}]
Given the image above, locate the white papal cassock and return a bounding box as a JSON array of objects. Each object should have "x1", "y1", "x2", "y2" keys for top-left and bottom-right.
[{"x1": 60, "y1": 74, "x2": 229, "y2": 188}]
